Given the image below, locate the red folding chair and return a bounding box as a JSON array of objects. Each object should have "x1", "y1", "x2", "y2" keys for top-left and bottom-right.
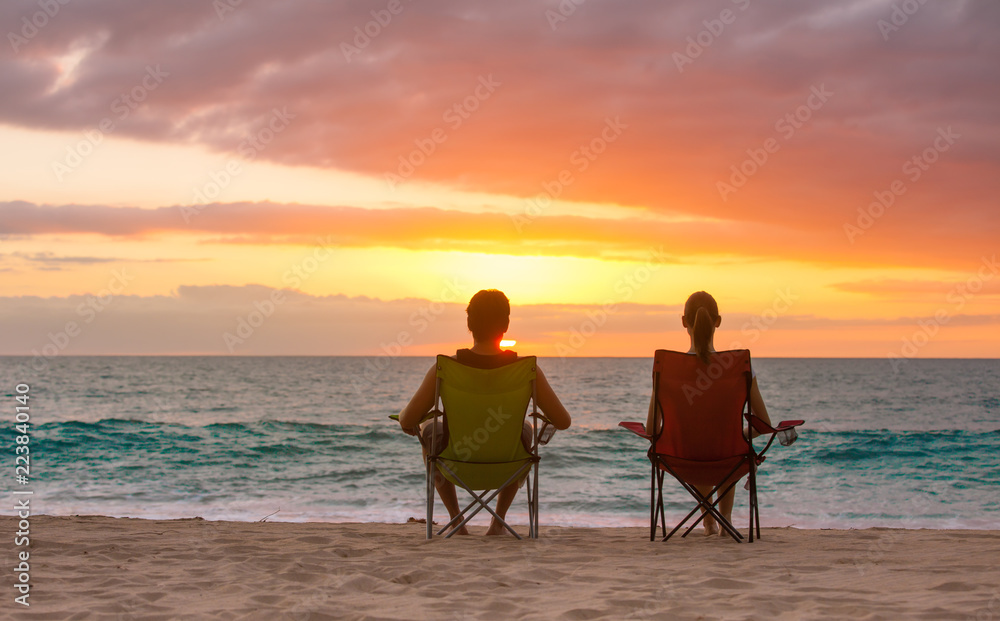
[{"x1": 619, "y1": 349, "x2": 803, "y2": 542}]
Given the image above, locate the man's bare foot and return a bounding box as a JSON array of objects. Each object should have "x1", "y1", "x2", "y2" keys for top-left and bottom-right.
[
  {"x1": 455, "y1": 525, "x2": 471, "y2": 536},
  {"x1": 484, "y1": 521, "x2": 512, "y2": 536}
]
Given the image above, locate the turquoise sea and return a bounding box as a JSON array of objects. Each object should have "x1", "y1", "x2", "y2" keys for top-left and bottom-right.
[{"x1": 2, "y1": 356, "x2": 998, "y2": 529}]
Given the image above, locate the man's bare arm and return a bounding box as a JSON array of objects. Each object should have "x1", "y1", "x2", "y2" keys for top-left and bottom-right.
[
  {"x1": 398, "y1": 364, "x2": 437, "y2": 435},
  {"x1": 535, "y1": 367, "x2": 571, "y2": 430}
]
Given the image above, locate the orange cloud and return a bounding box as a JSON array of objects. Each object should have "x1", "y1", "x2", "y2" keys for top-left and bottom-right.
[{"x1": 2, "y1": 200, "x2": 995, "y2": 273}]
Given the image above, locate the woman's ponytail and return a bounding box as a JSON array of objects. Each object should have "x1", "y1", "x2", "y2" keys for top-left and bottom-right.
[
  {"x1": 693, "y1": 306, "x2": 713, "y2": 364},
  {"x1": 684, "y1": 291, "x2": 719, "y2": 364}
]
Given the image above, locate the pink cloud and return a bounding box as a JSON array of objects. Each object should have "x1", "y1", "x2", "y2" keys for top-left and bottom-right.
[
  {"x1": 2, "y1": 284, "x2": 998, "y2": 358},
  {"x1": 0, "y1": 0, "x2": 996, "y2": 235}
]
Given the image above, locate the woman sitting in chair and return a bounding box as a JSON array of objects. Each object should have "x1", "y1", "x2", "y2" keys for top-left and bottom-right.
[
  {"x1": 398, "y1": 289, "x2": 572, "y2": 536},
  {"x1": 646, "y1": 290, "x2": 774, "y2": 536}
]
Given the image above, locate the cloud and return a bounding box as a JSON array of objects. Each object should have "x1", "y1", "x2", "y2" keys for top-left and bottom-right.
[
  {"x1": 0, "y1": 249, "x2": 210, "y2": 271},
  {"x1": 0, "y1": 0, "x2": 997, "y2": 234},
  {"x1": 10, "y1": 252, "x2": 120, "y2": 265},
  {"x1": 0, "y1": 285, "x2": 472, "y2": 357},
  {"x1": 831, "y1": 278, "x2": 1000, "y2": 297},
  {"x1": 2, "y1": 284, "x2": 998, "y2": 359},
  {"x1": 1, "y1": 199, "x2": 995, "y2": 271}
]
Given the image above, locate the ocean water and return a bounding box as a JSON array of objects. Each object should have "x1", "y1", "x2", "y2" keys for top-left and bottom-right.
[{"x1": 2, "y1": 356, "x2": 998, "y2": 529}]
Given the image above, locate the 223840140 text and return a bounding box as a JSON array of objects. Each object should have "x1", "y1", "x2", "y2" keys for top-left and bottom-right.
[{"x1": 13, "y1": 383, "x2": 32, "y2": 607}]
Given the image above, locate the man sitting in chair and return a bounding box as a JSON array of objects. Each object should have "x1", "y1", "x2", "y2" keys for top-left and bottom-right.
[{"x1": 398, "y1": 289, "x2": 572, "y2": 536}]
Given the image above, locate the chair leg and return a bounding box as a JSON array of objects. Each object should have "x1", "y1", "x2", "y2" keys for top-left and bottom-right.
[
  {"x1": 673, "y1": 480, "x2": 704, "y2": 538},
  {"x1": 426, "y1": 459, "x2": 434, "y2": 540},
  {"x1": 437, "y1": 462, "x2": 531, "y2": 539},
  {"x1": 756, "y1": 474, "x2": 761, "y2": 540},
  {"x1": 526, "y1": 469, "x2": 535, "y2": 539},
  {"x1": 751, "y1": 468, "x2": 761, "y2": 542},
  {"x1": 649, "y1": 462, "x2": 657, "y2": 542},
  {"x1": 526, "y1": 473, "x2": 533, "y2": 539},
  {"x1": 442, "y1": 488, "x2": 498, "y2": 537},
  {"x1": 657, "y1": 470, "x2": 667, "y2": 538},
  {"x1": 532, "y1": 462, "x2": 540, "y2": 539},
  {"x1": 676, "y1": 480, "x2": 744, "y2": 543},
  {"x1": 467, "y1": 490, "x2": 522, "y2": 539}
]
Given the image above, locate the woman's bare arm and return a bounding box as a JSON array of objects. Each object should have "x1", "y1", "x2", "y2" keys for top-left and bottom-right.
[
  {"x1": 748, "y1": 376, "x2": 773, "y2": 438},
  {"x1": 397, "y1": 364, "x2": 437, "y2": 435},
  {"x1": 645, "y1": 393, "x2": 656, "y2": 437},
  {"x1": 535, "y1": 367, "x2": 571, "y2": 430}
]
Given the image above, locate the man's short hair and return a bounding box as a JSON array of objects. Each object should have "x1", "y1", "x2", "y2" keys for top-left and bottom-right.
[{"x1": 466, "y1": 289, "x2": 510, "y2": 342}]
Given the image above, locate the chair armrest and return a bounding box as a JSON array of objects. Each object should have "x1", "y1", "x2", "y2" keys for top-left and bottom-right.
[
  {"x1": 618, "y1": 421, "x2": 650, "y2": 439},
  {"x1": 776, "y1": 419, "x2": 804, "y2": 430},
  {"x1": 389, "y1": 410, "x2": 443, "y2": 435},
  {"x1": 748, "y1": 418, "x2": 804, "y2": 449},
  {"x1": 748, "y1": 417, "x2": 804, "y2": 434},
  {"x1": 530, "y1": 413, "x2": 556, "y2": 445}
]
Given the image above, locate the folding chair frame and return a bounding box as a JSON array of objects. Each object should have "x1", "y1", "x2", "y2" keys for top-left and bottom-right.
[
  {"x1": 646, "y1": 362, "x2": 758, "y2": 543},
  {"x1": 621, "y1": 350, "x2": 803, "y2": 544},
  {"x1": 422, "y1": 359, "x2": 549, "y2": 540}
]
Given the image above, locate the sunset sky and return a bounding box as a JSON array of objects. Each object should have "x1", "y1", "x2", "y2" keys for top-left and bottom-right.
[{"x1": 1, "y1": 0, "x2": 998, "y2": 359}]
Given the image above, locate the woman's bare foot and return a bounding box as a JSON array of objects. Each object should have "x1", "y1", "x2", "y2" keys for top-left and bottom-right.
[
  {"x1": 717, "y1": 515, "x2": 733, "y2": 537},
  {"x1": 703, "y1": 515, "x2": 720, "y2": 536}
]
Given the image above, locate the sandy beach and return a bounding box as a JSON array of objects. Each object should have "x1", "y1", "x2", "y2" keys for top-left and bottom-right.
[{"x1": 3, "y1": 516, "x2": 999, "y2": 620}]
